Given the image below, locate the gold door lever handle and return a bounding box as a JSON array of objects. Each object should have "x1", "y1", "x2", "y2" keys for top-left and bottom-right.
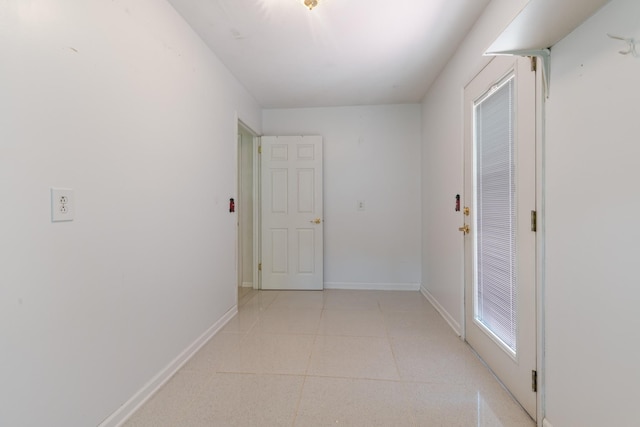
[
  {"x1": 458, "y1": 224, "x2": 470, "y2": 234},
  {"x1": 310, "y1": 218, "x2": 322, "y2": 224}
]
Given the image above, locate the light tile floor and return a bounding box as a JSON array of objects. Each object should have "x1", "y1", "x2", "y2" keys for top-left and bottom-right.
[{"x1": 124, "y1": 290, "x2": 535, "y2": 426}]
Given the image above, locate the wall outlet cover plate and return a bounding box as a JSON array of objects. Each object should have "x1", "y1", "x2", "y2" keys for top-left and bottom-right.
[{"x1": 51, "y1": 188, "x2": 74, "y2": 222}]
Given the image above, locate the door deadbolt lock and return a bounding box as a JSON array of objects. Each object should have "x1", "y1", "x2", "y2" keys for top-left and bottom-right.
[{"x1": 458, "y1": 224, "x2": 470, "y2": 234}]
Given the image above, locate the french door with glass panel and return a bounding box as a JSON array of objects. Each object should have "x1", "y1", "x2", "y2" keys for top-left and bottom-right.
[{"x1": 463, "y1": 56, "x2": 537, "y2": 419}]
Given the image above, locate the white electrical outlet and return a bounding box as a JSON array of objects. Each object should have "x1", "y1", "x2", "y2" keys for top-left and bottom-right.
[
  {"x1": 357, "y1": 200, "x2": 365, "y2": 211},
  {"x1": 51, "y1": 188, "x2": 74, "y2": 222}
]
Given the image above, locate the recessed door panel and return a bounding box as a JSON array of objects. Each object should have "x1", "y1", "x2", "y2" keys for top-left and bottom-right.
[
  {"x1": 271, "y1": 144, "x2": 288, "y2": 161},
  {"x1": 271, "y1": 229, "x2": 288, "y2": 274},
  {"x1": 297, "y1": 229, "x2": 315, "y2": 274},
  {"x1": 297, "y1": 169, "x2": 314, "y2": 213},
  {"x1": 297, "y1": 144, "x2": 315, "y2": 160},
  {"x1": 270, "y1": 169, "x2": 288, "y2": 214}
]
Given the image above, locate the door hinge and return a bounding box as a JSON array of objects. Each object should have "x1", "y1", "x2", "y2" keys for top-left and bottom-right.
[
  {"x1": 532, "y1": 370, "x2": 538, "y2": 393},
  {"x1": 258, "y1": 145, "x2": 262, "y2": 154},
  {"x1": 530, "y1": 56, "x2": 537, "y2": 72},
  {"x1": 531, "y1": 210, "x2": 537, "y2": 232},
  {"x1": 258, "y1": 263, "x2": 262, "y2": 271}
]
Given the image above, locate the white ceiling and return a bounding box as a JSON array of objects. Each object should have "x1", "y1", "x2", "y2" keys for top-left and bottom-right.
[{"x1": 167, "y1": 0, "x2": 492, "y2": 108}]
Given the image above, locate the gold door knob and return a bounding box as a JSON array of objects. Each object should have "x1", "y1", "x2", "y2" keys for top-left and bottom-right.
[
  {"x1": 310, "y1": 218, "x2": 322, "y2": 224},
  {"x1": 458, "y1": 224, "x2": 470, "y2": 234}
]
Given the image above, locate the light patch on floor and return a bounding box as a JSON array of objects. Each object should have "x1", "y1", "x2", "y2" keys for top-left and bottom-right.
[{"x1": 124, "y1": 290, "x2": 534, "y2": 426}]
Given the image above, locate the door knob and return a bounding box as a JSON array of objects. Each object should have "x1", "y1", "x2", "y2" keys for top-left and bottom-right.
[
  {"x1": 310, "y1": 218, "x2": 322, "y2": 224},
  {"x1": 458, "y1": 224, "x2": 470, "y2": 234}
]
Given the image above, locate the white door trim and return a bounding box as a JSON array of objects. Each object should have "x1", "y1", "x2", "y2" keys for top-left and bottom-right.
[
  {"x1": 236, "y1": 119, "x2": 261, "y2": 293},
  {"x1": 253, "y1": 133, "x2": 261, "y2": 290},
  {"x1": 534, "y1": 55, "x2": 546, "y2": 427}
]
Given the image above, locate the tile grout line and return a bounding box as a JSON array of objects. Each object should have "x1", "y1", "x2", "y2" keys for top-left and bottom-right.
[
  {"x1": 291, "y1": 302, "x2": 326, "y2": 427},
  {"x1": 379, "y1": 298, "x2": 405, "y2": 382}
]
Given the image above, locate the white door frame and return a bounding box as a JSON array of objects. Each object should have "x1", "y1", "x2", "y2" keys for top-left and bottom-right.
[
  {"x1": 534, "y1": 55, "x2": 546, "y2": 427},
  {"x1": 236, "y1": 119, "x2": 261, "y2": 293},
  {"x1": 237, "y1": 130, "x2": 243, "y2": 290},
  {"x1": 253, "y1": 132, "x2": 261, "y2": 290}
]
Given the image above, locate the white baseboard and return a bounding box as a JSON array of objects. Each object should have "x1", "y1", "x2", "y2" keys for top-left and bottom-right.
[
  {"x1": 241, "y1": 282, "x2": 253, "y2": 288},
  {"x1": 420, "y1": 285, "x2": 462, "y2": 336},
  {"x1": 99, "y1": 305, "x2": 238, "y2": 427},
  {"x1": 324, "y1": 282, "x2": 421, "y2": 291},
  {"x1": 542, "y1": 419, "x2": 553, "y2": 427}
]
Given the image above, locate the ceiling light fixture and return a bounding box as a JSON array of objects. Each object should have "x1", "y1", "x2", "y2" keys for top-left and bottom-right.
[{"x1": 303, "y1": 0, "x2": 318, "y2": 10}]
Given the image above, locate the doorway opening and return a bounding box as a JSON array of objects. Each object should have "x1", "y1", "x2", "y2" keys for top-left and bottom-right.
[{"x1": 237, "y1": 121, "x2": 260, "y2": 305}]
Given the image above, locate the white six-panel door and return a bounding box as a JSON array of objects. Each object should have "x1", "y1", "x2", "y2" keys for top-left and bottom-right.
[{"x1": 261, "y1": 136, "x2": 323, "y2": 290}]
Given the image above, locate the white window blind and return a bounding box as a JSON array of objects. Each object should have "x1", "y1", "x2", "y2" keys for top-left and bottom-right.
[{"x1": 473, "y1": 73, "x2": 517, "y2": 353}]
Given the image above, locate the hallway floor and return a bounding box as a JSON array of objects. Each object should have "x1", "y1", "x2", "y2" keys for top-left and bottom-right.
[{"x1": 124, "y1": 290, "x2": 534, "y2": 426}]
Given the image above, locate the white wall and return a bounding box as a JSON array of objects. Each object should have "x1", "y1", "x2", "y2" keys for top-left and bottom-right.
[
  {"x1": 263, "y1": 105, "x2": 422, "y2": 290},
  {"x1": 420, "y1": 0, "x2": 528, "y2": 332},
  {"x1": 544, "y1": 0, "x2": 640, "y2": 425},
  {"x1": 423, "y1": 0, "x2": 640, "y2": 424},
  {"x1": 0, "y1": 1, "x2": 261, "y2": 426}
]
